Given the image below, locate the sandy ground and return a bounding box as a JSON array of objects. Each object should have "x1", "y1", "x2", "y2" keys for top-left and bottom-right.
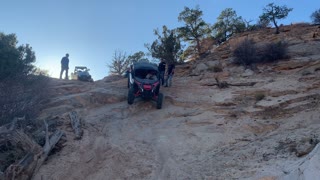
[{"x1": 32, "y1": 61, "x2": 320, "y2": 180}]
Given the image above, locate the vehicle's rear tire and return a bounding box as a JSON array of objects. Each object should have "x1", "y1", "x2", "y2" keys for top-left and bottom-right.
[
  {"x1": 156, "y1": 93, "x2": 163, "y2": 109},
  {"x1": 154, "y1": 85, "x2": 160, "y2": 95},
  {"x1": 127, "y1": 77, "x2": 130, "y2": 88},
  {"x1": 128, "y1": 87, "x2": 135, "y2": 105}
]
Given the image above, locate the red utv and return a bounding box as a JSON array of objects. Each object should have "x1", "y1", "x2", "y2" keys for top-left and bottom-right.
[{"x1": 127, "y1": 62, "x2": 163, "y2": 109}]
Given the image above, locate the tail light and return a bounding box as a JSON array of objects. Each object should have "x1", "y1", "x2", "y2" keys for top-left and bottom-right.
[{"x1": 143, "y1": 85, "x2": 152, "y2": 90}]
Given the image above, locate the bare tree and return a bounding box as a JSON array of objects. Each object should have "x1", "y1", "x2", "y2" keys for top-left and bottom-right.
[{"x1": 107, "y1": 50, "x2": 129, "y2": 75}]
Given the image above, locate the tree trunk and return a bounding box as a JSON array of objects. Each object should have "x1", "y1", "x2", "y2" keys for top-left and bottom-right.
[
  {"x1": 196, "y1": 38, "x2": 202, "y2": 56},
  {"x1": 1, "y1": 119, "x2": 65, "y2": 180},
  {"x1": 2, "y1": 129, "x2": 42, "y2": 180},
  {"x1": 272, "y1": 17, "x2": 279, "y2": 34}
]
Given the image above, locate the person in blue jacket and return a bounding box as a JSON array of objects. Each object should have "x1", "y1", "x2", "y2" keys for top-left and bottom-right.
[{"x1": 60, "y1": 53, "x2": 69, "y2": 80}]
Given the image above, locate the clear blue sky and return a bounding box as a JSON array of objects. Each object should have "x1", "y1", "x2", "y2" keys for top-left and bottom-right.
[{"x1": 1, "y1": 0, "x2": 319, "y2": 80}]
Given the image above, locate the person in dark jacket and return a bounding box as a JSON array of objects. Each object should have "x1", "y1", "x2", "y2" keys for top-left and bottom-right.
[
  {"x1": 60, "y1": 53, "x2": 69, "y2": 80},
  {"x1": 165, "y1": 63, "x2": 175, "y2": 87},
  {"x1": 158, "y1": 59, "x2": 166, "y2": 86}
]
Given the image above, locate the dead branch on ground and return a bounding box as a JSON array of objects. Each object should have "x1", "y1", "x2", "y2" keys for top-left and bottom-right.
[
  {"x1": 1, "y1": 118, "x2": 65, "y2": 180},
  {"x1": 69, "y1": 111, "x2": 83, "y2": 139}
]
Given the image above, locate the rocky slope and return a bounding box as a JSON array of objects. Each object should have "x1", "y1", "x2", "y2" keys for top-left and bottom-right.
[{"x1": 32, "y1": 24, "x2": 320, "y2": 180}]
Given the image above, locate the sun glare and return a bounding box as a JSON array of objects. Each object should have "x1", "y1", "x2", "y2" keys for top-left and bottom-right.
[{"x1": 36, "y1": 56, "x2": 61, "y2": 79}]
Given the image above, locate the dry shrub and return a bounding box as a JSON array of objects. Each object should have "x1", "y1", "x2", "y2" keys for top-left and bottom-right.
[
  {"x1": 0, "y1": 75, "x2": 51, "y2": 126},
  {"x1": 0, "y1": 75, "x2": 50, "y2": 172},
  {"x1": 208, "y1": 65, "x2": 223, "y2": 72},
  {"x1": 290, "y1": 22, "x2": 310, "y2": 27},
  {"x1": 232, "y1": 38, "x2": 289, "y2": 67},
  {"x1": 0, "y1": 140, "x2": 26, "y2": 172},
  {"x1": 233, "y1": 38, "x2": 259, "y2": 67},
  {"x1": 260, "y1": 41, "x2": 289, "y2": 63}
]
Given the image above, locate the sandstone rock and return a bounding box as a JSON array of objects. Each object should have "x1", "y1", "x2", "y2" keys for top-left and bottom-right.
[
  {"x1": 281, "y1": 144, "x2": 320, "y2": 180},
  {"x1": 191, "y1": 62, "x2": 208, "y2": 75}
]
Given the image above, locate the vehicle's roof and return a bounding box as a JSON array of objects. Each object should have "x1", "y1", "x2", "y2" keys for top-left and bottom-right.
[
  {"x1": 75, "y1": 66, "x2": 88, "y2": 69},
  {"x1": 133, "y1": 62, "x2": 158, "y2": 71}
]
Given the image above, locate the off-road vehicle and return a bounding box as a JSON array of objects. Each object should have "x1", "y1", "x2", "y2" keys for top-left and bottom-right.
[
  {"x1": 127, "y1": 62, "x2": 163, "y2": 109},
  {"x1": 71, "y1": 66, "x2": 93, "y2": 82}
]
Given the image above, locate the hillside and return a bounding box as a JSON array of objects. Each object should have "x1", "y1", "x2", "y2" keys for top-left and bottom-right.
[{"x1": 3, "y1": 24, "x2": 320, "y2": 180}]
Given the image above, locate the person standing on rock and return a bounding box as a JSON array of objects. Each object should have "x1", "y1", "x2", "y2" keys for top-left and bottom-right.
[
  {"x1": 60, "y1": 53, "x2": 69, "y2": 80},
  {"x1": 158, "y1": 59, "x2": 166, "y2": 86},
  {"x1": 165, "y1": 62, "x2": 175, "y2": 87}
]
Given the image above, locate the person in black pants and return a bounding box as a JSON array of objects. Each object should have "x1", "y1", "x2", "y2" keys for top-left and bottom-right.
[
  {"x1": 165, "y1": 63, "x2": 175, "y2": 87},
  {"x1": 158, "y1": 59, "x2": 166, "y2": 86},
  {"x1": 60, "y1": 53, "x2": 69, "y2": 80}
]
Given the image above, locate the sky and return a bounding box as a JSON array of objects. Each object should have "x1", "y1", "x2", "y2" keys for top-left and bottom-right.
[{"x1": 1, "y1": 0, "x2": 319, "y2": 80}]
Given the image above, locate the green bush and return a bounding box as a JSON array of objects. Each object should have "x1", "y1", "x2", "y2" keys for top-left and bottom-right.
[
  {"x1": 233, "y1": 38, "x2": 258, "y2": 67},
  {"x1": 0, "y1": 33, "x2": 35, "y2": 80},
  {"x1": 311, "y1": 9, "x2": 320, "y2": 24},
  {"x1": 0, "y1": 32, "x2": 49, "y2": 126}
]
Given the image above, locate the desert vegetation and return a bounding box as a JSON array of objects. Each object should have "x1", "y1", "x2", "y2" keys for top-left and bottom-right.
[
  {"x1": 0, "y1": 32, "x2": 51, "y2": 177},
  {"x1": 233, "y1": 37, "x2": 289, "y2": 68},
  {"x1": 2, "y1": 2, "x2": 320, "y2": 179},
  {"x1": 0, "y1": 32, "x2": 50, "y2": 126},
  {"x1": 311, "y1": 8, "x2": 320, "y2": 24},
  {"x1": 107, "y1": 2, "x2": 295, "y2": 75}
]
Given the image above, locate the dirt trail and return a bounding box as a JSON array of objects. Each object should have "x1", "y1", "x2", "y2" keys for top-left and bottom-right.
[
  {"x1": 31, "y1": 64, "x2": 320, "y2": 180},
  {"x1": 31, "y1": 25, "x2": 320, "y2": 179}
]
